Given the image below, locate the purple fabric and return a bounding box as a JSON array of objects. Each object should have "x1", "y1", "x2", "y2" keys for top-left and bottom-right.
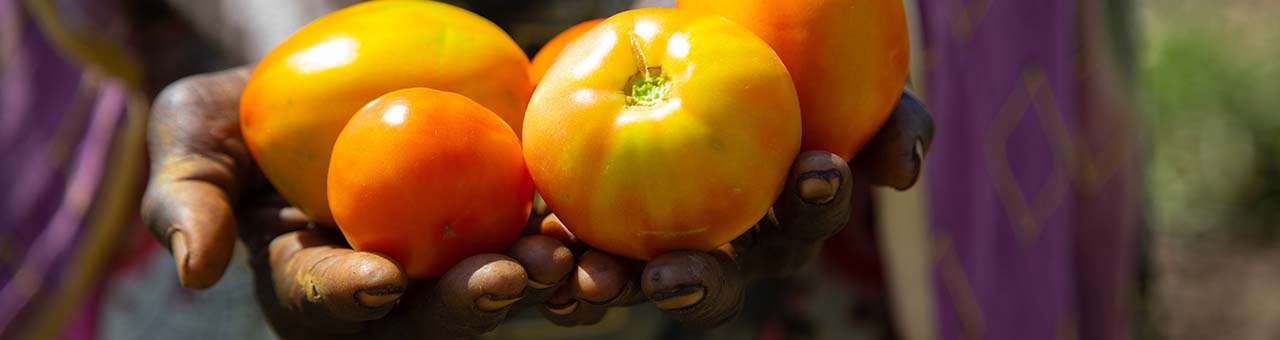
[
  {"x1": 1, "y1": 3, "x2": 81, "y2": 241},
  {"x1": 919, "y1": 1, "x2": 1137, "y2": 339},
  {"x1": 0, "y1": 1, "x2": 129, "y2": 337}
]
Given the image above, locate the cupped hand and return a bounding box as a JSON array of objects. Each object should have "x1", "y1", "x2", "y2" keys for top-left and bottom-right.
[
  {"x1": 528, "y1": 89, "x2": 935, "y2": 328},
  {"x1": 140, "y1": 67, "x2": 572, "y2": 339}
]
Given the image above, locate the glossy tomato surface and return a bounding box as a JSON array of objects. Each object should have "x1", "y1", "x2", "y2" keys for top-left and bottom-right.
[
  {"x1": 241, "y1": 0, "x2": 531, "y2": 223},
  {"x1": 529, "y1": 18, "x2": 603, "y2": 85},
  {"x1": 328, "y1": 88, "x2": 533, "y2": 279},
  {"x1": 523, "y1": 8, "x2": 801, "y2": 260},
  {"x1": 679, "y1": 0, "x2": 910, "y2": 160}
]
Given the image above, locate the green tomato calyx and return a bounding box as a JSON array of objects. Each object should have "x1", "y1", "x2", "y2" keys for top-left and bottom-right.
[{"x1": 627, "y1": 71, "x2": 670, "y2": 107}]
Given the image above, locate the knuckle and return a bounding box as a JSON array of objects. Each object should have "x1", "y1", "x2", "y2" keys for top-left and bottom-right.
[{"x1": 154, "y1": 75, "x2": 210, "y2": 111}]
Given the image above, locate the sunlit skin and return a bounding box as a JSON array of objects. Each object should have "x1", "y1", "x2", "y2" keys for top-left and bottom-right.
[
  {"x1": 328, "y1": 88, "x2": 533, "y2": 279},
  {"x1": 529, "y1": 18, "x2": 604, "y2": 86},
  {"x1": 678, "y1": 0, "x2": 911, "y2": 160},
  {"x1": 240, "y1": 0, "x2": 531, "y2": 223},
  {"x1": 523, "y1": 8, "x2": 801, "y2": 260}
]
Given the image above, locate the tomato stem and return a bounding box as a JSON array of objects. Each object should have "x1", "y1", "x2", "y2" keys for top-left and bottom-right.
[
  {"x1": 625, "y1": 31, "x2": 668, "y2": 106},
  {"x1": 628, "y1": 32, "x2": 650, "y2": 79}
]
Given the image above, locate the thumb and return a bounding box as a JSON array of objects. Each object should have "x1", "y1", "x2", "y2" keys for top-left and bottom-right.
[{"x1": 141, "y1": 165, "x2": 239, "y2": 289}]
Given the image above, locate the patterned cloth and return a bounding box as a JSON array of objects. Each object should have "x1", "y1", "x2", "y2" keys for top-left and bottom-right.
[{"x1": 918, "y1": 0, "x2": 1141, "y2": 339}]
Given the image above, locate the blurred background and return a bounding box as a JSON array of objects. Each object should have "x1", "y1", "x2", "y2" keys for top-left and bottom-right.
[
  {"x1": 1141, "y1": 0, "x2": 1280, "y2": 338},
  {"x1": 1, "y1": 0, "x2": 1278, "y2": 339}
]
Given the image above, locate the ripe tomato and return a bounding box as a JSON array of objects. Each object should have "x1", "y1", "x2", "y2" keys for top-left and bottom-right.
[
  {"x1": 529, "y1": 18, "x2": 603, "y2": 85},
  {"x1": 523, "y1": 8, "x2": 801, "y2": 260},
  {"x1": 240, "y1": 0, "x2": 531, "y2": 224},
  {"x1": 678, "y1": 0, "x2": 910, "y2": 160},
  {"x1": 328, "y1": 88, "x2": 532, "y2": 279}
]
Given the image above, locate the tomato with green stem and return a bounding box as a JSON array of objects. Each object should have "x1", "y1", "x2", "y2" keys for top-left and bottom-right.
[
  {"x1": 530, "y1": 18, "x2": 604, "y2": 86},
  {"x1": 523, "y1": 8, "x2": 801, "y2": 260}
]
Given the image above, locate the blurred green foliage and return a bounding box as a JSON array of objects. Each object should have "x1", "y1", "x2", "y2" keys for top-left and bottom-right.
[{"x1": 1144, "y1": 0, "x2": 1280, "y2": 242}]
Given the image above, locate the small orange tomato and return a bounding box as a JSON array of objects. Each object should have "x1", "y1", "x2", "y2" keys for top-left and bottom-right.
[
  {"x1": 241, "y1": 0, "x2": 531, "y2": 224},
  {"x1": 678, "y1": 0, "x2": 911, "y2": 160},
  {"x1": 529, "y1": 18, "x2": 603, "y2": 85},
  {"x1": 328, "y1": 88, "x2": 533, "y2": 280},
  {"x1": 523, "y1": 8, "x2": 801, "y2": 260}
]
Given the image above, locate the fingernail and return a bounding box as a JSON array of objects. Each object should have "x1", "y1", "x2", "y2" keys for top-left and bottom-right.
[
  {"x1": 279, "y1": 207, "x2": 310, "y2": 226},
  {"x1": 544, "y1": 300, "x2": 578, "y2": 315},
  {"x1": 914, "y1": 139, "x2": 926, "y2": 162},
  {"x1": 540, "y1": 215, "x2": 579, "y2": 247},
  {"x1": 716, "y1": 243, "x2": 738, "y2": 260},
  {"x1": 356, "y1": 286, "x2": 404, "y2": 309},
  {"x1": 477, "y1": 294, "x2": 523, "y2": 312},
  {"x1": 528, "y1": 279, "x2": 555, "y2": 289},
  {"x1": 798, "y1": 173, "x2": 839, "y2": 204},
  {"x1": 899, "y1": 139, "x2": 925, "y2": 190},
  {"x1": 651, "y1": 286, "x2": 706, "y2": 310},
  {"x1": 171, "y1": 230, "x2": 192, "y2": 287}
]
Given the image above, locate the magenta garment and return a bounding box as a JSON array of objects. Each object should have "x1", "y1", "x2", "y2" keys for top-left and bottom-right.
[{"x1": 918, "y1": 1, "x2": 1140, "y2": 340}]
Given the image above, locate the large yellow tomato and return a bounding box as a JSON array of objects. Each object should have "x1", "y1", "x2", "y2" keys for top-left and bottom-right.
[
  {"x1": 240, "y1": 0, "x2": 531, "y2": 223},
  {"x1": 523, "y1": 8, "x2": 801, "y2": 260},
  {"x1": 678, "y1": 0, "x2": 910, "y2": 160},
  {"x1": 529, "y1": 18, "x2": 603, "y2": 86}
]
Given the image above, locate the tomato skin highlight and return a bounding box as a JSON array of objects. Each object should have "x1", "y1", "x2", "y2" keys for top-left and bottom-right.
[
  {"x1": 328, "y1": 88, "x2": 533, "y2": 280},
  {"x1": 523, "y1": 8, "x2": 802, "y2": 260},
  {"x1": 529, "y1": 18, "x2": 604, "y2": 86},
  {"x1": 240, "y1": 0, "x2": 531, "y2": 223},
  {"x1": 678, "y1": 0, "x2": 911, "y2": 160}
]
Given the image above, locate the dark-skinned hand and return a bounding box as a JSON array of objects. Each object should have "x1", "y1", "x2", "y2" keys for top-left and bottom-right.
[
  {"x1": 526, "y1": 89, "x2": 935, "y2": 328},
  {"x1": 139, "y1": 65, "x2": 933, "y2": 336},
  {"x1": 140, "y1": 66, "x2": 576, "y2": 339}
]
